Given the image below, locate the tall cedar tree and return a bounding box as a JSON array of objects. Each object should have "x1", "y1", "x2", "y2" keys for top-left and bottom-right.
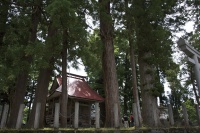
[
  {"x1": 99, "y1": 0, "x2": 120, "y2": 127},
  {"x1": 26, "y1": 23, "x2": 57, "y2": 128},
  {"x1": 8, "y1": 0, "x2": 42, "y2": 128},
  {"x1": 124, "y1": 0, "x2": 142, "y2": 127},
  {"x1": 60, "y1": 30, "x2": 68, "y2": 127},
  {"x1": 132, "y1": 0, "x2": 175, "y2": 126}
]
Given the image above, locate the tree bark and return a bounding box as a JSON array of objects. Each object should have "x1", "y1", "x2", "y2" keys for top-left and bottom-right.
[
  {"x1": 26, "y1": 67, "x2": 53, "y2": 128},
  {"x1": 130, "y1": 41, "x2": 142, "y2": 127},
  {"x1": 123, "y1": 51, "x2": 129, "y2": 115},
  {"x1": 26, "y1": 21, "x2": 58, "y2": 128},
  {"x1": 99, "y1": 0, "x2": 120, "y2": 127},
  {"x1": 60, "y1": 30, "x2": 68, "y2": 128},
  {"x1": 8, "y1": 72, "x2": 29, "y2": 128},
  {"x1": 138, "y1": 51, "x2": 161, "y2": 127},
  {"x1": 124, "y1": 0, "x2": 142, "y2": 127},
  {"x1": 7, "y1": 0, "x2": 42, "y2": 128}
]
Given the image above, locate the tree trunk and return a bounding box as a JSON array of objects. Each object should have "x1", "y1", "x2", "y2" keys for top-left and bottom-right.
[
  {"x1": 8, "y1": 72, "x2": 29, "y2": 128},
  {"x1": 60, "y1": 30, "x2": 68, "y2": 128},
  {"x1": 124, "y1": 0, "x2": 142, "y2": 127},
  {"x1": 26, "y1": 21, "x2": 58, "y2": 128},
  {"x1": 27, "y1": 80, "x2": 35, "y2": 122},
  {"x1": 99, "y1": 0, "x2": 120, "y2": 127},
  {"x1": 7, "y1": 1, "x2": 42, "y2": 128},
  {"x1": 138, "y1": 51, "x2": 161, "y2": 127},
  {"x1": 129, "y1": 41, "x2": 142, "y2": 127},
  {"x1": 26, "y1": 67, "x2": 53, "y2": 128},
  {"x1": 123, "y1": 51, "x2": 129, "y2": 115}
]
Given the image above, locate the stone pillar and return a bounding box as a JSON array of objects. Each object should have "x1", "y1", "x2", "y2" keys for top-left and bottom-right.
[
  {"x1": 133, "y1": 103, "x2": 139, "y2": 127},
  {"x1": 54, "y1": 103, "x2": 60, "y2": 128},
  {"x1": 34, "y1": 103, "x2": 41, "y2": 129},
  {"x1": 89, "y1": 104, "x2": 91, "y2": 126},
  {"x1": 0, "y1": 105, "x2": 2, "y2": 121},
  {"x1": 74, "y1": 101, "x2": 79, "y2": 128},
  {"x1": 182, "y1": 103, "x2": 189, "y2": 126},
  {"x1": 0, "y1": 104, "x2": 9, "y2": 128},
  {"x1": 193, "y1": 55, "x2": 200, "y2": 94},
  {"x1": 195, "y1": 104, "x2": 200, "y2": 126},
  {"x1": 168, "y1": 104, "x2": 174, "y2": 126},
  {"x1": 95, "y1": 102, "x2": 100, "y2": 128},
  {"x1": 114, "y1": 103, "x2": 119, "y2": 128},
  {"x1": 16, "y1": 104, "x2": 25, "y2": 129}
]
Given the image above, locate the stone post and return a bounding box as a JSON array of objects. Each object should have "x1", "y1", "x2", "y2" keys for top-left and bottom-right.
[
  {"x1": 193, "y1": 55, "x2": 200, "y2": 93},
  {"x1": 182, "y1": 103, "x2": 189, "y2": 126},
  {"x1": 89, "y1": 104, "x2": 91, "y2": 126},
  {"x1": 167, "y1": 104, "x2": 174, "y2": 126},
  {"x1": 0, "y1": 104, "x2": 9, "y2": 128},
  {"x1": 195, "y1": 104, "x2": 200, "y2": 126},
  {"x1": 114, "y1": 103, "x2": 119, "y2": 128},
  {"x1": 34, "y1": 103, "x2": 41, "y2": 129},
  {"x1": 74, "y1": 101, "x2": 79, "y2": 128},
  {"x1": 16, "y1": 104, "x2": 25, "y2": 129},
  {"x1": 54, "y1": 103, "x2": 60, "y2": 128},
  {"x1": 95, "y1": 102, "x2": 100, "y2": 128},
  {"x1": 0, "y1": 105, "x2": 2, "y2": 121}
]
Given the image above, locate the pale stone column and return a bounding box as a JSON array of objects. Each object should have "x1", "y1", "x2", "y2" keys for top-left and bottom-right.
[
  {"x1": 0, "y1": 104, "x2": 9, "y2": 128},
  {"x1": 54, "y1": 103, "x2": 60, "y2": 128},
  {"x1": 95, "y1": 102, "x2": 100, "y2": 128},
  {"x1": 16, "y1": 104, "x2": 25, "y2": 129},
  {"x1": 89, "y1": 104, "x2": 91, "y2": 126},
  {"x1": 168, "y1": 104, "x2": 174, "y2": 126},
  {"x1": 0, "y1": 105, "x2": 2, "y2": 120},
  {"x1": 74, "y1": 101, "x2": 79, "y2": 128},
  {"x1": 114, "y1": 103, "x2": 119, "y2": 128},
  {"x1": 182, "y1": 103, "x2": 189, "y2": 126},
  {"x1": 34, "y1": 103, "x2": 41, "y2": 129},
  {"x1": 195, "y1": 104, "x2": 200, "y2": 126},
  {"x1": 193, "y1": 55, "x2": 200, "y2": 94}
]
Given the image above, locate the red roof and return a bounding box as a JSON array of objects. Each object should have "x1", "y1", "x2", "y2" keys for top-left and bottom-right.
[
  {"x1": 68, "y1": 79, "x2": 104, "y2": 101},
  {"x1": 49, "y1": 75, "x2": 104, "y2": 102}
]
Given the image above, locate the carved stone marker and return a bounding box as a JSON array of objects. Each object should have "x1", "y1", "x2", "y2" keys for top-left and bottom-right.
[
  {"x1": 74, "y1": 101, "x2": 79, "y2": 128},
  {"x1": 34, "y1": 103, "x2": 41, "y2": 129},
  {"x1": 54, "y1": 103, "x2": 60, "y2": 128},
  {"x1": 114, "y1": 103, "x2": 119, "y2": 128},
  {"x1": 177, "y1": 38, "x2": 200, "y2": 96}
]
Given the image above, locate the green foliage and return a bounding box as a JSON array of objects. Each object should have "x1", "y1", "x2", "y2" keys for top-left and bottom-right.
[
  {"x1": 22, "y1": 107, "x2": 29, "y2": 124},
  {"x1": 184, "y1": 99, "x2": 198, "y2": 124},
  {"x1": 81, "y1": 29, "x2": 103, "y2": 93},
  {"x1": 45, "y1": 0, "x2": 74, "y2": 28}
]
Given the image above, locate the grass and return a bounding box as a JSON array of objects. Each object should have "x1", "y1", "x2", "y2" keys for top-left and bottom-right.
[{"x1": 0, "y1": 126, "x2": 200, "y2": 133}]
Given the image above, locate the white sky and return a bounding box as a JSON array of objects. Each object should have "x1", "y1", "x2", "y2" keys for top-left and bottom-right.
[{"x1": 68, "y1": 60, "x2": 87, "y2": 76}]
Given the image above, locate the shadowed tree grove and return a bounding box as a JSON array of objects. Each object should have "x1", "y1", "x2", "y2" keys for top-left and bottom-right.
[{"x1": 0, "y1": 0, "x2": 199, "y2": 129}]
